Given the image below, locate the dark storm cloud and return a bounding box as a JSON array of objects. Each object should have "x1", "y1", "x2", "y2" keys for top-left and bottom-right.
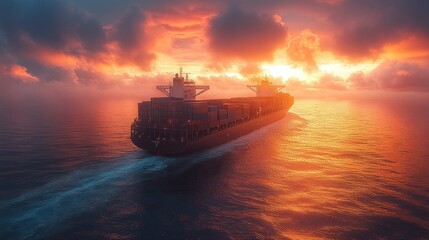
[
  {"x1": 0, "y1": 0, "x2": 107, "y2": 83},
  {"x1": 207, "y1": 6, "x2": 287, "y2": 61},
  {"x1": 0, "y1": 0, "x2": 157, "y2": 83},
  {"x1": 19, "y1": 58, "x2": 76, "y2": 82},
  {"x1": 70, "y1": 0, "x2": 136, "y2": 24},
  {"x1": 0, "y1": 0, "x2": 106, "y2": 54},
  {"x1": 31, "y1": 65, "x2": 75, "y2": 83},
  {"x1": 110, "y1": 5, "x2": 156, "y2": 70},
  {"x1": 112, "y1": 6, "x2": 147, "y2": 51},
  {"x1": 328, "y1": 0, "x2": 429, "y2": 60}
]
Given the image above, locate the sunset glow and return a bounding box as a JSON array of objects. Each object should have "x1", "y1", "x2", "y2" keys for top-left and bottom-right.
[
  {"x1": 262, "y1": 65, "x2": 307, "y2": 82},
  {"x1": 1, "y1": 1, "x2": 428, "y2": 239},
  {"x1": 0, "y1": 0, "x2": 428, "y2": 96}
]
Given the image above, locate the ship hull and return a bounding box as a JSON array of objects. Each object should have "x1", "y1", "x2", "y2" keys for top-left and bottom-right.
[{"x1": 131, "y1": 106, "x2": 290, "y2": 155}]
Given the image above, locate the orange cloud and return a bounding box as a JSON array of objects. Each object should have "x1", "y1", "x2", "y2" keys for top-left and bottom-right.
[
  {"x1": 382, "y1": 36, "x2": 429, "y2": 61},
  {"x1": 1, "y1": 0, "x2": 428, "y2": 95},
  {"x1": 239, "y1": 63, "x2": 263, "y2": 76},
  {"x1": 1, "y1": 64, "x2": 38, "y2": 83},
  {"x1": 364, "y1": 61, "x2": 429, "y2": 91},
  {"x1": 287, "y1": 29, "x2": 320, "y2": 72}
]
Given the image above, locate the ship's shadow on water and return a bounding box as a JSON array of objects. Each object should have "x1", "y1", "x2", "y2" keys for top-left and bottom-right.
[{"x1": 0, "y1": 113, "x2": 303, "y2": 240}]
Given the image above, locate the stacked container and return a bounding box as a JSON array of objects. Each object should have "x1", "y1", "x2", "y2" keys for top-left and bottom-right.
[
  {"x1": 184, "y1": 101, "x2": 209, "y2": 130},
  {"x1": 136, "y1": 93, "x2": 292, "y2": 142},
  {"x1": 208, "y1": 111, "x2": 218, "y2": 128},
  {"x1": 218, "y1": 109, "x2": 228, "y2": 125}
]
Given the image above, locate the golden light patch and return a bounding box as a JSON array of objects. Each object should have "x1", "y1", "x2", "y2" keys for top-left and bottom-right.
[
  {"x1": 319, "y1": 62, "x2": 379, "y2": 78},
  {"x1": 261, "y1": 64, "x2": 307, "y2": 82}
]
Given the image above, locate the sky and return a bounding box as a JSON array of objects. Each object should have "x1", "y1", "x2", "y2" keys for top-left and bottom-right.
[{"x1": 1, "y1": 0, "x2": 429, "y2": 99}]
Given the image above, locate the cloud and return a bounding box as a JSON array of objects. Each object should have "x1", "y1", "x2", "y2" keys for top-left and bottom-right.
[
  {"x1": 284, "y1": 77, "x2": 311, "y2": 91},
  {"x1": 284, "y1": 74, "x2": 347, "y2": 91},
  {"x1": 314, "y1": 74, "x2": 347, "y2": 90},
  {"x1": 0, "y1": 0, "x2": 106, "y2": 84},
  {"x1": 23, "y1": 61, "x2": 77, "y2": 83},
  {"x1": 285, "y1": 60, "x2": 429, "y2": 92},
  {"x1": 166, "y1": 36, "x2": 209, "y2": 62},
  {"x1": 347, "y1": 72, "x2": 377, "y2": 90},
  {"x1": 239, "y1": 63, "x2": 263, "y2": 76},
  {"x1": 0, "y1": 64, "x2": 38, "y2": 83},
  {"x1": 110, "y1": 5, "x2": 156, "y2": 70},
  {"x1": 172, "y1": 37, "x2": 200, "y2": 49},
  {"x1": 0, "y1": 0, "x2": 106, "y2": 54},
  {"x1": 287, "y1": 29, "x2": 320, "y2": 72},
  {"x1": 207, "y1": 6, "x2": 287, "y2": 62},
  {"x1": 161, "y1": 24, "x2": 204, "y2": 33},
  {"x1": 348, "y1": 61, "x2": 429, "y2": 91},
  {"x1": 1, "y1": 0, "x2": 428, "y2": 95},
  {"x1": 328, "y1": 0, "x2": 429, "y2": 60},
  {"x1": 0, "y1": 0, "x2": 158, "y2": 85}
]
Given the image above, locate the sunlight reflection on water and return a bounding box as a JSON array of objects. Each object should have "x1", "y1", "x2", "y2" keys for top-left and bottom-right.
[{"x1": 0, "y1": 98, "x2": 428, "y2": 239}]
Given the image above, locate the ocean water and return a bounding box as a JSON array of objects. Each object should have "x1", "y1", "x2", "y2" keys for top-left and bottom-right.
[{"x1": 0, "y1": 97, "x2": 428, "y2": 239}]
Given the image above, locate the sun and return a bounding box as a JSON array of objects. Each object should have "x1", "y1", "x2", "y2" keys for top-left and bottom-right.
[{"x1": 261, "y1": 64, "x2": 308, "y2": 82}]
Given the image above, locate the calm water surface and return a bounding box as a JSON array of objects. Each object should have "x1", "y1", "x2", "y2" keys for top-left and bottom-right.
[{"x1": 0, "y1": 97, "x2": 428, "y2": 239}]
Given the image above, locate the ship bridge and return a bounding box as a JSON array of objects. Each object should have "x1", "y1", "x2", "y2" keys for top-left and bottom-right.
[
  {"x1": 157, "y1": 68, "x2": 209, "y2": 101},
  {"x1": 247, "y1": 79, "x2": 284, "y2": 97}
]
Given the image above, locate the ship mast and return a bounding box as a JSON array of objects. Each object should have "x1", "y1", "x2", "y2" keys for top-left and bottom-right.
[{"x1": 156, "y1": 67, "x2": 209, "y2": 101}]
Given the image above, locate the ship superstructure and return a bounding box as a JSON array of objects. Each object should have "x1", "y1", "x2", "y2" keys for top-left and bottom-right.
[
  {"x1": 131, "y1": 69, "x2": 294, "y2": 155},
  {"x1": 247, "y1": 79, "x2": 284, "y2": 97},
  {"x1": 156, "y1": 67, "x2": 209, "y2": 101}
]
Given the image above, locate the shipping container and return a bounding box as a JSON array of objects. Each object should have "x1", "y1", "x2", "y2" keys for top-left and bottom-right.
[
  {"x1": 192, "y1": 113, "x2": 209, "y2": 120},
  {"x1": 208, "y1": 105, "x2": 218, "y2": 112},
  {"x1": 217, "y1": 109, "x2": 228, "y2": 119},
  {"x1": 208, "y1": 111, "x2": 217, "y2": 119},
  {"x1": 209, "y1": 120, "x2": 219, "y2": 128},
  {"x1": 133, "y1": 92, "x2": 293, "y2": 147}
]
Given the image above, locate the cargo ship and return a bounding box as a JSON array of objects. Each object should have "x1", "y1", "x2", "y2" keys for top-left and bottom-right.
[{"x1": 131, "y1": 68, "x2": 294, "y2": 155}]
